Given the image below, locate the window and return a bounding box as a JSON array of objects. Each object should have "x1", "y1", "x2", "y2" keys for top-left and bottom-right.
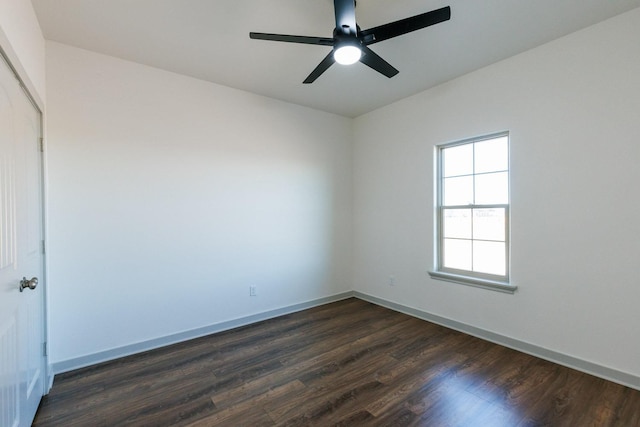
[{"x1": 429, "y1": 132, "x2": 515, "y2": 293}]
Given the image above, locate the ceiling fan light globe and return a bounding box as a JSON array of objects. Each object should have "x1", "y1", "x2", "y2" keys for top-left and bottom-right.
[{"x1": 334, "y1": 45, "x2": 361, "y2": 65}]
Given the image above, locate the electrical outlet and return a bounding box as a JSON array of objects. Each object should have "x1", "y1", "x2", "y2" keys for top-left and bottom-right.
[
  {"x1": 249, "y1": 285, "x2": 257, "y2": 296},
  {"x1": 388, "y1": 275, "x2": 395, "y2": 286}
]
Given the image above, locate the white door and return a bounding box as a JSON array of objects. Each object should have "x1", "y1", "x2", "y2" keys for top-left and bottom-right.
[{"x1": 0, "y1": 50, "x2": 46, "y2": 427}]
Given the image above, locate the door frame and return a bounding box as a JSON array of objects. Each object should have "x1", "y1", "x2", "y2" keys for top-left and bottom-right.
[{"x1": 0, "y1": 32, "x2": 51, "y2": 394}]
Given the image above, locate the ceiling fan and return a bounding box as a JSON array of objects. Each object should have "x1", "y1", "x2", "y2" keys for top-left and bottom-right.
[{"x1": 249, "y1": 0, "x2": 451, "y2": 84}]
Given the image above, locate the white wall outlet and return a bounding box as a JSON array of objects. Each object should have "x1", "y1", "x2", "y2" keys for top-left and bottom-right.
[
  {"x1": 388, "y1": 275, "x2": 395, "y2": 286},
  {"x1": 249, "y1": 285, "x2": 257, "y2": 296}
]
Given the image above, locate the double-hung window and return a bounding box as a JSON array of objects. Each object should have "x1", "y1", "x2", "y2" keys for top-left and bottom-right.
[{"x1": 429, "y1": 132, "x2": 515, "y2": 293}]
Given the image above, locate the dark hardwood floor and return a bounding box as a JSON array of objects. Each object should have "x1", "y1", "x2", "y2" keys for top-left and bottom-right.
[{"x1": 33, "y1": 298, "x2": 640, "y2": 426}]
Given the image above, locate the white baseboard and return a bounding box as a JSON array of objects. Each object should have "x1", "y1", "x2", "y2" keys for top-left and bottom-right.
[
  {"x1": 46, "y1": 364, "x2": 54, "y2": 392},
  {"x1": 354, "y1": 291, "x2": 640, "y2": 391},
  {"x1": 52, "y1": 291, "x2": 354, "y2": 375}
]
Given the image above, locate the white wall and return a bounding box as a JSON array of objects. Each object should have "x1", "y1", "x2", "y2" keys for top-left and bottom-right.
[
  {"x1": 45, "y1": 42, "x2": 353, "y2": 366},
  {"x1": 354, "y1": 8, "x2": 640, "y2": 378},
  {"x1": 0, "y1": 0, "x2": 45, "y2": 103}
]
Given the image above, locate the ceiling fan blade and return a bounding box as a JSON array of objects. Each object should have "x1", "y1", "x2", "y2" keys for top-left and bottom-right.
[
  {"x1": 303, "y1": 51, "x2": 336, "y2": 84},
  {"x1": 360, "y1": 6, "x2": 451, "y2": 45},
  {"x1": 250, "y1": 32, "x2": 334, "y2": 46},
  {"x1": 359, "y1": 46, "x2": 399, "y2": 78},
  {"x1": 334, "y1": 0, "x2": 357, "y2": 36}
]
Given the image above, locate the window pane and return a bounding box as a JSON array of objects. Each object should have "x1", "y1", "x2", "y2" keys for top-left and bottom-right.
[
  {"x1": 475, "y1": 172, "x2": 508, "y2": 204},
  {"x1": 443, "y1": 209, "x2": 471, "y2": 239},
  {"x1": 473, "y1": 208, "x2": 505, "y2": 241},
  {"x1": 473, "y1": 241, "x2": 506, "y2": 276},
  {"x1": 443, "y1": 176, "x2": 473, "y2": 206},
  {"x1": 443, "y1": 144, "x2": 473, "y2": 177},
  {"x1": 474, "y1": 137, "x2": 508, "y2": 174},
  {"x1": 443, "y1": 238, "x2": 472, "y2": 271}
]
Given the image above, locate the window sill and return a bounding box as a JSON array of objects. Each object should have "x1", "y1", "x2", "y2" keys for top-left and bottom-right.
[{"x1": 428, "y1": 271, "x2": 517, "y2": 294}]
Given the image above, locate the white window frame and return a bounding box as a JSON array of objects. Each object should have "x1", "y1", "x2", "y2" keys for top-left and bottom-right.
[{"x1": 428, "y1": 132, "x2": 516, "y2": 293}]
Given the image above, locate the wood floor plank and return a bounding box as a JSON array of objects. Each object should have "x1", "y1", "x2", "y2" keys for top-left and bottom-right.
[
  {"x1": 192, "y1": 381, "x2": 305, "y2": 426},
  {"x1": 617, "y1": 387, "x2": 640, "y2": 425},
  {"x1": 274, "y1": 380, "x2": 386, "y2": 426},
  {"x1": 365, "y1": 346, "x2": 475, "y2": 417},
  {"x1": 210, "y1": 316, "x2": 414, "y2": 412},
  {"x1": 213, "y1": 378, "x2": 307, "y2": 418},
  {"x1": 33, "y1": 298, "x2": 640, "y2": 426},
  {"x1": 332, "y1": 410, "x2": 377, "y2": 426},
  {"x1": 183, "y1": 403, "x2": 275, "y2": 427}
]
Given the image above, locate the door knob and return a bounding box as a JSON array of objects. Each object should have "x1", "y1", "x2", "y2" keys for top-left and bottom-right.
[{"x1": 19, "y1": 277, "x2": 38, "y2": 292}]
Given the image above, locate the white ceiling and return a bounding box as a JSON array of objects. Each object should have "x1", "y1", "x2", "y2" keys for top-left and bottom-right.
[{"x1": 32, "y1": 0, "x2": 640, "y2": 117}]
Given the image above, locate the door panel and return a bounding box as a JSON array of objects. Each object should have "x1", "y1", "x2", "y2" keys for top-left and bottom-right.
[
  {"x1": 0, "y1": 317, "x2": 18, "y2": 427},
  {"x1": 0, "y1": 49, "x2": 45, "y2": 427},
  {"x1": 17, "y1": 76, "x2": 44, "y2": 420}
]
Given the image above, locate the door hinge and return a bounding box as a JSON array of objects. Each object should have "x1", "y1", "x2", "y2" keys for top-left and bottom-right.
[
  {"x1": 39, "y1": 137, "x2": 44, "y2": 152},
  {"x1": 43, "y1": 342, "x2": 48, "y2": 357},
  {"x1": 42, "y1": 239, "x2": 46, "y2": 254}
]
